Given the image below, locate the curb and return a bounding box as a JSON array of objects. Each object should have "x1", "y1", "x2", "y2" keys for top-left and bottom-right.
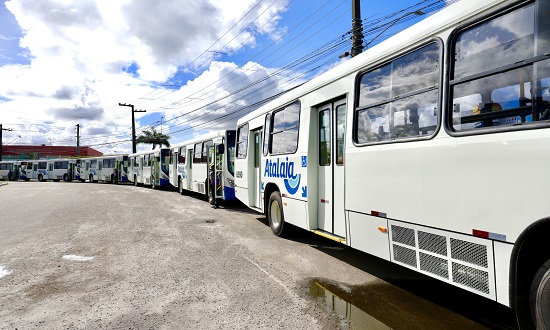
[{"x1": 0, "y1": 182, "x2": 8, "y2": 186}]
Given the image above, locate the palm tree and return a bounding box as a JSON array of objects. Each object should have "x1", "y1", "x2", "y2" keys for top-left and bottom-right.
[{"x1": 136, "y1": 127, "x2": 171, "y2": 150}]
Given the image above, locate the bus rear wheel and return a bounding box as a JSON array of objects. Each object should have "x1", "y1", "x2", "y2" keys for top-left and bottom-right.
[
  {"x1": 63, "y1": 174, "x2": 69, "y2": 182},
  {"x1": 530, "y1": 259, "x2": 550, "y2": 329},
  {"x1": 267, "y1": 191, "x2": 286, "y2": 237}
]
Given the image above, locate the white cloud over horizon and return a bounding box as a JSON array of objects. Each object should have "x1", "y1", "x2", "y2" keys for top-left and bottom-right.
[{"x1": 0, "y1": 0, "x2": 293, "y2": 154}]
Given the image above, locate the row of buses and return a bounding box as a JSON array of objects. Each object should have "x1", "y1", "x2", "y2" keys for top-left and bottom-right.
[{"x1": 1, "y1": 0, "x2": 549, "y2": 326}]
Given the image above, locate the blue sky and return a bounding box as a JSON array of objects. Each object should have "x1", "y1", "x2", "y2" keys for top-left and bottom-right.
[{"x1": 0, "y1": 0, "x2": 443, "y2": 154}]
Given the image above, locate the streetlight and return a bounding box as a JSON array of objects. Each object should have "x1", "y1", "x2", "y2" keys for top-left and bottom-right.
[{"x1": 161, "y1": 116, "x2": 164, "y2": 134}]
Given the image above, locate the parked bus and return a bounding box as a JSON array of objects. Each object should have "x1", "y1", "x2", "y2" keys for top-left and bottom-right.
[
  {"x1": 234, "y1": 0, "x2": 550, "y2": 327},
  {"x1": 20, "y1": 159, "x2": 79, "y2": 182},
  {"x1": 168, "y1": 130, "x2": 236, "y2": 203},
  {"x1": 129, "y1": 148, "x2": 170, "y2": 189},
  {"x1": 81, "y1": 155, "x2": 129, "y2": 184},
  {"x1": 0, "y1": 161, "x2": 17, "y2": 181}
]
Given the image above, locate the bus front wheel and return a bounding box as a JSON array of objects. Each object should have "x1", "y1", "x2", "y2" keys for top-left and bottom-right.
[
  {"x1": 134, "y1": 175, "x2": 138, "y2": 187},
  {"x1": 63, "y1": 174, "x2": 69, "y2": 182},
  {"x1": 268, "y1": 191, "x2": 286, "y2": 237},
  {"x1": 38, "y1": 174, "x2": 44, "y2": 182},
  {"x1": 178, "y1": 178, "x2": 184, "y2": 195},
  {"x1": 530, "y1": 259, "x2": 550, "y2": 329}
]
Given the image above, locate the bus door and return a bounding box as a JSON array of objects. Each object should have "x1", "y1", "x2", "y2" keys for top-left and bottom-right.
[
  {"x1": 317, "y1": 99, "x2": 346, "y2": 237},
  {"x1": 208, "y1": 145, "x2": 224, "y2": 202},
  {"x1": 252, "y1": 129, "x2": 262, "y2": 209}
]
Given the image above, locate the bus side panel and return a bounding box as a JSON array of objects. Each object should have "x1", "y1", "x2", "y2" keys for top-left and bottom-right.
[
  {"x1": 191, "y1": 164, "x2": 207, "y2": 194},
  {"x1": 348, "y1": 212, "x2": 390, "y2": 261},
  {"x1": 281, "y1": 197, "x2": 308, "y2": 229},
  {"x1": 494, "y1": 241, "x2": 513, "y2": 306},
  {"x1": 346, "y1": 132, "x2": 550, "y2": 243}
]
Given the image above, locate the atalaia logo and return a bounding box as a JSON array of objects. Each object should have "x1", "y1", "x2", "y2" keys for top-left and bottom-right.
[{"x1": 264, "y1": 157, "x2": 301, "y2": 195}]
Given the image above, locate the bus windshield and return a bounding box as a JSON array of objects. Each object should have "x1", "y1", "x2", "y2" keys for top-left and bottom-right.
[
  {"x1": 226, "y1": 131, "x2": 236, "y2": 175},
  {"x1": 161, "y1": 149, "x2": 170, "y2": 175}
]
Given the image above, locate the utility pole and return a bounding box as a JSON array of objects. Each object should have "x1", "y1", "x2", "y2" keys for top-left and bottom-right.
[
  {"x1": 119, "y1": 103, "x2": 146, "y2": 153},
  {"x1": 75, "y1": 124, "x2": 80, "y2": 157},
  {"x1": 0, "y1": 124, "x2": 13, "y2": 161},
  {"x1": 351, "y1": 0, "x2": 364, "y2": 57}
]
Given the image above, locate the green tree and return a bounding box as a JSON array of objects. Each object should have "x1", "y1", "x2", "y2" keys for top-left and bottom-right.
[{"x1": 136, "y1": 127, "x2": 171, "y2": 150}]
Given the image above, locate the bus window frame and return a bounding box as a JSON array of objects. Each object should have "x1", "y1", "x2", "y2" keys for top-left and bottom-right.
[
  {"x1": 445, "y1": 0, "x2": 550, "y2": 137},
  {"x1": 269, "y1": 101, "x2": 301, "y2": 155},
  {"x1": 352, "y1": 39, "x2": 443, "y2": 147}
]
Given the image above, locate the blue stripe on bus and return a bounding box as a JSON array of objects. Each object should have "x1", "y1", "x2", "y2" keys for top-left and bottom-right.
[{"x1": 223, "y1": 186, "x2": 235, "y2": 201}]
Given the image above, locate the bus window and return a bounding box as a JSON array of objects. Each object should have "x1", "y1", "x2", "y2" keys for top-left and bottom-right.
[
  {"x1": 226, "y1": 131, "x2": 236, "y2": 175},
  {"x1": 202, "y1": 140, "x2": 213, "y2": 163},
  {"x1": 355, "y1": 42, "x2": 440, "y2": 143},
  {"x1": 161, "y1": 149, "x2": 170, "y2": 174},
  {"x1": 193, "y1": 143, "x2": 202, "y2": 164},
  {"x1": 319, "y1": 109, "x2": 331, "y2": 166},
  {"x1": 178, "y1": 147, "x2": 186, "y2": 164},
  {"x1": 236, "y1": 124, "x2": 249, "y2": 159},
  {"x1": 450, "y1": 2, "x2": 550, "y2": 132},
  {"x1": 336, "y1": 104, "x2": 346, "y2": 165},
  {"x1": 263, "y1": 114, "x2": 271, "y2": 156},
  {"x1": 271, "y1": 101, "x2": 300, "y2": 154}
]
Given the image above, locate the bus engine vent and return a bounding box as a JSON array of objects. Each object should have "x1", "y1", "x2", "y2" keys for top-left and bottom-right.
[
  {"x1": 420, "y1": 252, "x2": 448, "y2": 279},
  {"x1": 452, "y1": 262, "x2": 490, "y2": 294},
  {"x1": 391, "y1": 226, "x2": 415, "y2": 247},
  {"x1": 389, "y1": 222, "x2": 492, "y2": 297},
  {"x1": 418, "y1": 231, "x2": 446, "y2": 256},
  {"x1": 392, "y1": 244, "x2": 417, "y2": 267},
  {"x1": 450, "y1": 238, "x2": 488, "y2": 268}
]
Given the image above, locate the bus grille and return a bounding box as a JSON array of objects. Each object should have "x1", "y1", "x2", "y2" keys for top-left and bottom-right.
[{"x1": 390, "y1": 224, "x2": 491, "y2": 296}]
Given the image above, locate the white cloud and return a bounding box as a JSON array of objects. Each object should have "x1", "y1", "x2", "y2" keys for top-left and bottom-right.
[{"x1": 0, "y1": 0, "x2": 291, "y2": 154}]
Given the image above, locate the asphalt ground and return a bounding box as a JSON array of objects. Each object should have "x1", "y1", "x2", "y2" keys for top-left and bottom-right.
[{"x1": 0, "y1": 181, "x2": 518, "y2": 329}]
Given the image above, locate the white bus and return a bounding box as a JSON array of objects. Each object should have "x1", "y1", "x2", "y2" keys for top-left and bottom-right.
[
  {"x1": 234, "y1": 0, "x2": 550, "y2": 327},
  {"x1": 168, "y1": 130, "x2": 236, "y2": 203},
  {"x1": 21, "y1": 159, "x2": 80, "y2": 182},
  {"x1": 0, "y1": 161, "x2": 17, "y2": 181},
  {"x1": 81, "y1": 155, "x2": 130, "y2": 184},
  {"x1": 129, "y1": 148, "x2": 171, "y2": 189}
]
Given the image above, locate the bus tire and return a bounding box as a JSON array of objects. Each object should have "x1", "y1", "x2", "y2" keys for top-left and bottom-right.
[
  {"x1": 151, "y1": 177, "x2": 156, "y2": 189},
  {"x1": 63, "y1": 174, "x2": 69, "y2": 182},
  {"x1": 134, "y1": 175, "x2": 138, "y2": 187},
  {"x1": 530, "y1": 259, "x2": 550, "y2": 329},
  {"x1": 89, "y1": 174, "x2": 94, "y2": 183},
  {"x1": 178, "y1": 178, "x2": 184, "y2": 195},
  {"x1": 38, "y1": 174, "x2": 44, "y2": 182},
  {"x1": 267, "y1": 191, "x2": 286, "y2": 237}
]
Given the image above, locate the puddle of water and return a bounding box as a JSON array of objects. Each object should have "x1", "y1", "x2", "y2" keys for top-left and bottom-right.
[
  {"x1": 308, "y1": 278, "x2": 491, "y2": 330},
  {"x1": 310, "y1": 280, "x2": 391, "y2": 330},
  {"x1": 0, "y1": 265, "x2": 13, "y2": 278},
  {"x1": 62, "y1": 255, "x2": 94, "y2": 261}
]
